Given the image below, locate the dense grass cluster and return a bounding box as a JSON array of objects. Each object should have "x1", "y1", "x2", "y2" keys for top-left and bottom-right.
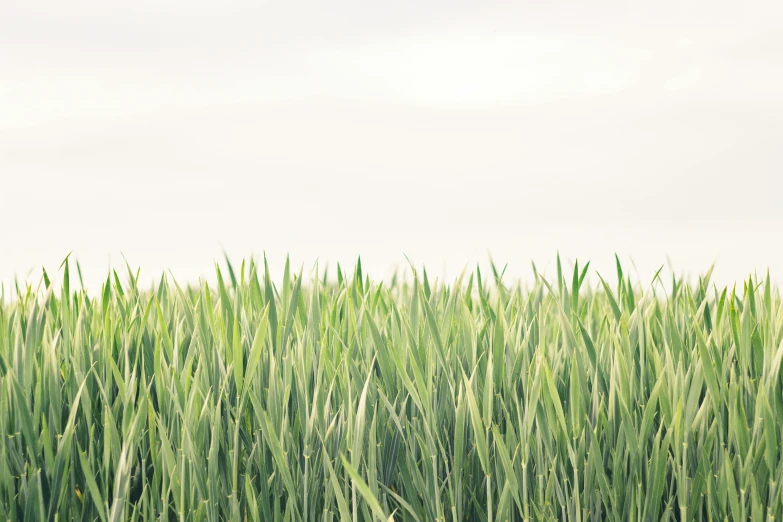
[{"x1": 1, "y1": 256, "x2": 783, "y2": 521}]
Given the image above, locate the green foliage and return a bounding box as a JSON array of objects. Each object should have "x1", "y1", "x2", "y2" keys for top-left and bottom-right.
[{"x1": 1, "y1": 256, "x2": 783, "y2": 521}]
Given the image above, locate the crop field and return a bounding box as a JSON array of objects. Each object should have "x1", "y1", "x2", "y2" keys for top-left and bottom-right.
[{"x1": 1, "y1": 256, "x2": 782, "y2": 521}]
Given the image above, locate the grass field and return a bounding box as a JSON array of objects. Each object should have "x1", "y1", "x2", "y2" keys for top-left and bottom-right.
[{"x1": 1, "y1": 256, "x2": 782, "y2": 521}]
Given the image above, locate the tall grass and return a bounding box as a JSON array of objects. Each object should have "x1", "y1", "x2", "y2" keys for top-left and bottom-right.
[{"x1": 1, "y1": 255, "x2": 782, "y2": 521}]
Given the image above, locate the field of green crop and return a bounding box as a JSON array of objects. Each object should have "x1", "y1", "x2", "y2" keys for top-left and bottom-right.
[{"x1": 1, "y1": 256, "x2": 782, "y2": 521}]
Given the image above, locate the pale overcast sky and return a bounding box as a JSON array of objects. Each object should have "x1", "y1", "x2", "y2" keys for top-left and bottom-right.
[{"x1": 1, "y1": 0, "x2": 782, "y2": 290}]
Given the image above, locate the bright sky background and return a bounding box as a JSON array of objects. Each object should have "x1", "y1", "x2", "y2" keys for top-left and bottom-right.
[{"x1": 2, "y1": 0, "x2": 782, "y2": 291}]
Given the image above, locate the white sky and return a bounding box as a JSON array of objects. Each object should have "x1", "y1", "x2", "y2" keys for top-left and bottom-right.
[{"x1": 1, "y1": 0, "x2": 782, "y2": 291}]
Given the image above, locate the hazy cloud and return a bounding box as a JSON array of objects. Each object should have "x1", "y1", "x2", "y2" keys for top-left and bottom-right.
[{"x1": 2, "y1": 0, "x2": 782, "y2": 289}]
